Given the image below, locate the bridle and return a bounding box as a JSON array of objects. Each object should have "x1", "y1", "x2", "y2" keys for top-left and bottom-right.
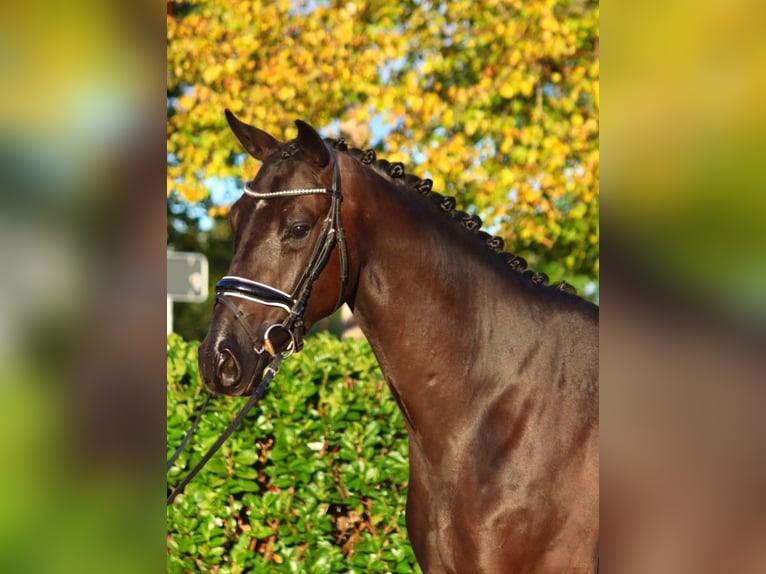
[
  {"x1": 214, "y1": 143, "x2": 347, "y2": 389},
  {"x1": 167, "y1": 143, "x2": 347, "y2": 503}
]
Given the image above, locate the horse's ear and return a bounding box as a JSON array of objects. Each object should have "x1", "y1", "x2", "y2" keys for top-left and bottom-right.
[
  {"x1": 295, "y1": 120, "x2": 329, "y2": 167},
  {"x1": 225, "y1": 109, "x2": 281, "y2": 161}
]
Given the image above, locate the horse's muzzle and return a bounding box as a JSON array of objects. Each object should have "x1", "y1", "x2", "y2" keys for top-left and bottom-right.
[
  {"x1": 215, "y1": 348, "x2": 240, "y2": 389},
  {"x1": 198, "y1": 335, "x2": 270, "y2": 396}
]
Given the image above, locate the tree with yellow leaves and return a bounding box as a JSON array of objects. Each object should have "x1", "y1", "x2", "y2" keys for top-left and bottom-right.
[{"x1": 168, "y1": 0, "x2": 598, "y2": 293}]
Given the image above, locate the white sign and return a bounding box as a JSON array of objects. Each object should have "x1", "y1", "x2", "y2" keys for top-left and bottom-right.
[{"x1": 167, "y1": 251, "x2": 208, "y2": 302}]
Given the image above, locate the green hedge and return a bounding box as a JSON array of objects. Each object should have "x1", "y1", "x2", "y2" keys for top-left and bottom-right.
[{"x1": 167, "y1": 333, "x2": 421, "y2": 573}]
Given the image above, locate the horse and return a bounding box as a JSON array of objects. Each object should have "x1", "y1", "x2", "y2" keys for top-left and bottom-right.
[{"x1": 198, "y1": 110, "x2": 599, "y2": 573}]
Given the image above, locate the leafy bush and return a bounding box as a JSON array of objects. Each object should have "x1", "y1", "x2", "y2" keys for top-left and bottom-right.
[{"x1": 167, "y1": 333, "x2": 420, "y2": 573}]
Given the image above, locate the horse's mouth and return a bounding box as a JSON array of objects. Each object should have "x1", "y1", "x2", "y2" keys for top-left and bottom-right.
[{"x1": 199, "y1": 348, "x2": 270, "y2": 396}]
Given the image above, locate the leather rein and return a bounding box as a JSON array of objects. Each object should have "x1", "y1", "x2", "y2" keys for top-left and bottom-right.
[{"x1": 167, "y1": 145, "x2": 347, "y2": 504}]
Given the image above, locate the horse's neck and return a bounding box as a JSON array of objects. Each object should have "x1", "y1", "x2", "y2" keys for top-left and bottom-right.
[{"x1": 345, "y1": 170, "x2": 520, "y2": 448}]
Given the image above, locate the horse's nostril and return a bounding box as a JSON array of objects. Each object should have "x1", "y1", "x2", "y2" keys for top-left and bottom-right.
[{"x1": 216, "y1": 348, "x2": 240, "y2": 387}]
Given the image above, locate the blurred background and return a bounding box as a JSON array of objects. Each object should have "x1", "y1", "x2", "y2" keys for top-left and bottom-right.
[
  {"x1": 0, "y1": 0, "x2": 764, "y2": 571},
  {"x1": 0, "y1": 1, "x2": 166, "y2": 572},
  {"x1": 601, "y1": 0, "x2": 766, "y2": 570}
]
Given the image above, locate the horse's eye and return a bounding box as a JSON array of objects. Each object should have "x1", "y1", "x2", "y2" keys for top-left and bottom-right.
[{"x1": 289, "y1": 223, "x2": 311, "y2": 239}]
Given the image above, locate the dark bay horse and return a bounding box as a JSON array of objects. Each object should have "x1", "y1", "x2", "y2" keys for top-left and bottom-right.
[{"x1": 198, "y1": 111, "x2": 599, "y2": 573}]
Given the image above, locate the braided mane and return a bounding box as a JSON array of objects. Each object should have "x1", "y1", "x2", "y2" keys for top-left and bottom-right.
[{"x1": 325, "y1": 137, "x2": 578, "y2": 297}]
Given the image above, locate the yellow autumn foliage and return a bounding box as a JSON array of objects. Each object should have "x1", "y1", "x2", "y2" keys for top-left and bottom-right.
[{"x1": 168, "y1": 0, "x2": 598, "y2": 284}]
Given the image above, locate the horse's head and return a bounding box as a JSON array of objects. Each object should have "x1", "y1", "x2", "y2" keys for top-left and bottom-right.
[{"x1": 199, "y1": 111, "x2": 349, "y2": 395}]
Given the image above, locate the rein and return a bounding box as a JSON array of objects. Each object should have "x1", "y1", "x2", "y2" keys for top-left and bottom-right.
[
  {"x1": 166, "y1": 355, "x2": 282, "y2": 504},
  {"x1": 167, "y1": 144, "x2": 346, "y2": 504}
]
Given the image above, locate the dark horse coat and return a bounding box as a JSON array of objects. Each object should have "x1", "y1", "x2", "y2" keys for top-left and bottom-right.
[{"x1": 199, "y1": 112, "x2": 599, "y2": 573}]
